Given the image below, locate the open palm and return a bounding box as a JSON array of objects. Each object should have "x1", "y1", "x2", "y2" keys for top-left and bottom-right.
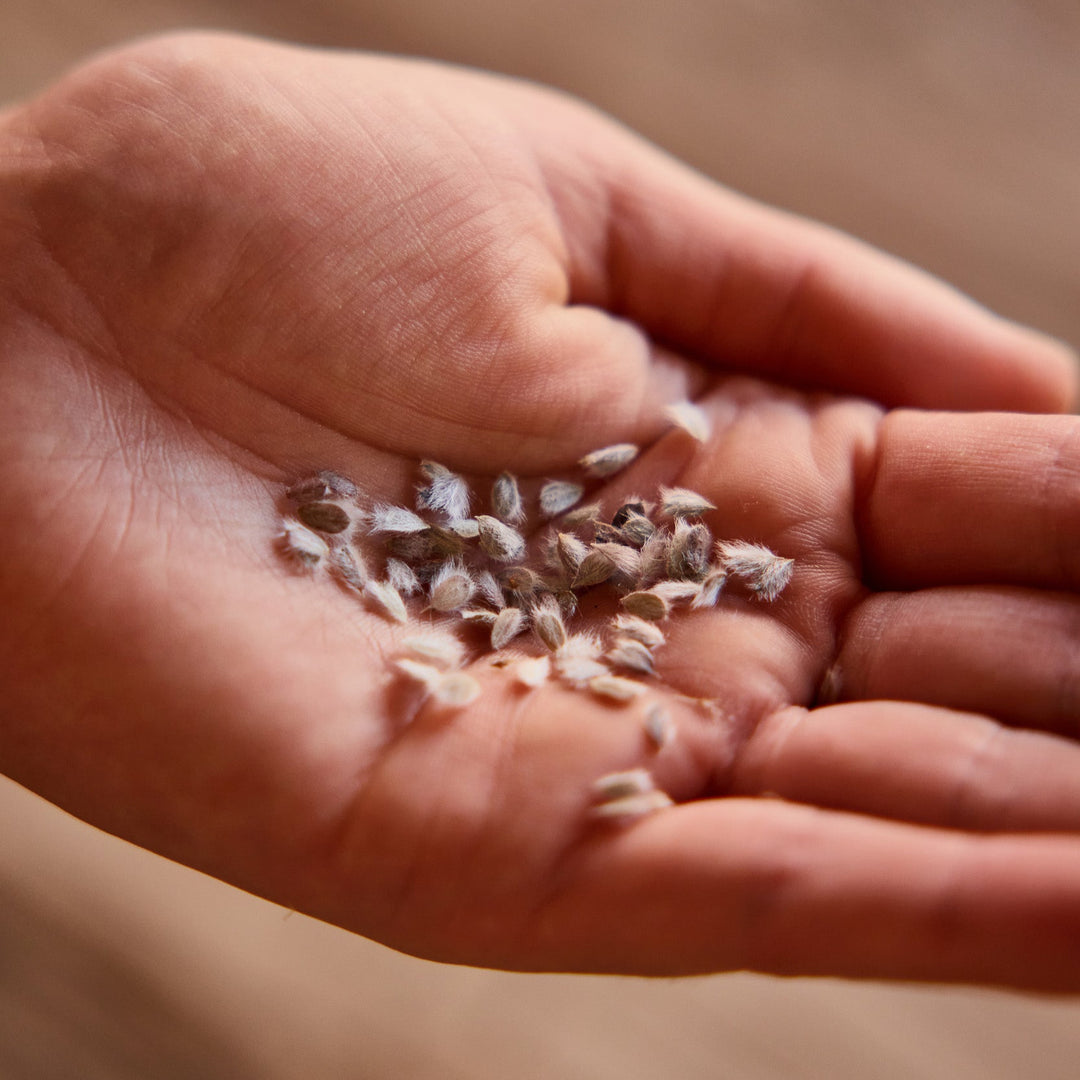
[{"x1": 2, "y1": 33, "x2": 1079, "y2": 991}]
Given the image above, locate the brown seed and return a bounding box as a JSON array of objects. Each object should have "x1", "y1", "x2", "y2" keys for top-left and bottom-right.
[
  {"x1": 620, "y1": 590, "x2": 670, "y2": 621},
  {"x1": 297, "y1": 501, "x2": 351, "y2": 534},
  {"x1": 572, "y1": 549, "x2": 617, "y2": 589},
  {"x1": 617, "y1": 511, "x2": 656, "y2": 549}
]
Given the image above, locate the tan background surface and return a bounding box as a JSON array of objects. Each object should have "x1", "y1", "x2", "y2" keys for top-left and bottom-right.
[{"x1": 2, "y1": 2, "x2": 1078, "y2": 1077}]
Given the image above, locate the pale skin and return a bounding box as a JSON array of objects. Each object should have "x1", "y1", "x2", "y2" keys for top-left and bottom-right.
[{"x1": 1, "y1": 32, "x2": 1079, "y2": 991}]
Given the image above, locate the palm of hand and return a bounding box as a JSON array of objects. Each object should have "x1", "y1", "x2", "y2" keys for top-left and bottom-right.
[{"x1": 2, "y1": 35, "x2": 1078, "y2": 989}]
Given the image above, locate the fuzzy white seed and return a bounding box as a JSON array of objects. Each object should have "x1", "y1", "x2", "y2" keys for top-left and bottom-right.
[
  {"x1": 578, "y1": 443, "x2": 639, "y2": 478},
  {"x1": 532, "y1": 594, "x2": 568, "y2": 652},
  {"x1": 606, "y1": 637, "x2": 656, "y2": 676},
  {"x1": 539, "y1": 480, "x2": 584, "y2": 519},
  {"x1": 589, "y1": 674, "x2": 647, "y2": 703},
  {"x1": 491, "y1": 472, "x2": 526, "y2": 525},
  {"x1": 446, "y1": 518, "x2": 480, "y2": 538},
  {"x1": 429, "y1": 560, "x2": 476, "y2": 612},
  {"x1": 365, "y1": 580, "x2": 409, "y2": 624},
  {"x1": 476, "y1": 515, "x2": 527, "y2": 563},
  {"x1": 650, "y1": 580, "x2": 703, "y2": 605},
  {"x1": 370, "y1": 504, "x2": 429, "y2": 535},
  {"x1": 328, "y1": 544, "x2": 368, "y2": 592},
  {"x1": 592, "y1": 768, "x2": 655, "y2": 801},
  {"x1": 553, "y1": 653, "x2": 610, "y2": 688},
  {"x1": 663, "y1": 401, "x2": 711, "y2": 442},
  {"x1": 716, "y1": 541, "x2": 795, "y2": 602},
  {"x1": 459, "y1": 608, "x2": 499, "y2": 626},
  {"x1": 690, "y1": 567, "x2": 727, "y2": 609},
  {"x1": 395, "y1": 657, "x2": 442, "y2": 691},
  {"x1": 555, "y1": 532, "x2": 589, "y2": 575},
  {"x1": 431, "y1": 672, "x2": 481, "y2": 707},
  {"x1": 277, "y1": 521, "x2": 328, "y2": 569},
  {"x1": 386, "y1": 557, "x2": 421, "y2": 597},
  {"x1": 403, "y1": 636, "x2": 464, "y2": 669},
  {"x1": 513, "y1": 655, "x2": 551, "y2": 689},
  {"x1": 286, "y1": 470, "x2": 358, "y2": 503},
  {"x1": 491, "y1": 606, "x2": 527, "y2": 650},
  {"x1": 658, "y1": 486, "x2": 717, "y2": 519},
  {"x1": 590, "y1": 790, "x2": 674, "y2": 821},
  {"x1": 611, "y1": 614, "x2": 666, "y2": 649},
  {"x1": 416, "y1": 461, "x2": 471, "y2": 521},
  {"x1": 643, "y1": 704, "x2": 676, "y2": 749}
]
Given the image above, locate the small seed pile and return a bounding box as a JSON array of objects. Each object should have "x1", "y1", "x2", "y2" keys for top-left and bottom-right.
[{"x1": 275, "y1": 402, "x2": 793, "y2": 822}]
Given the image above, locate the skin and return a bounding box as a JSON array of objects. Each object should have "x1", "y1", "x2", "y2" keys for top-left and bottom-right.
[{"x1": 1, "y1": 32, "x2": 1079, "y2": 990}]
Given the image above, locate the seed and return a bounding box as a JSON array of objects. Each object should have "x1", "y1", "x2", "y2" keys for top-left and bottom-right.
[
  {"x1": 663, "y1": 401, "x2": 711, "y2": 442},
  {"x1": 403, "y1": 636, "x2": 464, "y2": 668},
  {"x1": 572, "y1": 548, "x2": 617, "y2": 589},
  {"x1": 606, "y1": 637, "x2": 656, "y2": 676},
  {"x1": 555, "y1": 532, "x2": 589, "y2": 575},
  {"x1": 431, "y1": 672, "x2": 481, "y2": 707},
  {"x1": 365, "y1": 580, "x2": 409, "y2": 623},
  {"x1": 589, "y1": 542, "x2": 642, "y2": 586},
  {"x1": 286, "y1": 470, "x2": 358, "y2": 503},
  {"x1": 386, "y1": 557, "x2": 421, "y2": 597},
  {"x1": 578, "y1": 443, "x2": 639, "y2": 478},
  {"x1": 446, "y1": 518, "x2": 480, "y2": 538},
  {"x1": 716, "y1": 541, "x2": 794, "y2": 601},
  {"x1": 395, "y1": 657, "x2": 442, "y2": 690},
  {"x1": 611, "y1": 614, "x2": 666, "y2": 649},
  {"x1": 539, "y1": 480, "x2": 584, "y2": 519},
  {"x1": 476, "y1": 515, "x2": 527, "y2": 562},
  {"x1": 611, "y1": 500, "x2": 647, "y2": 528},
  {"x1": 592, "y1": 768, "x2": 655, "y2": 801},
  {"x1": 459, "y1": 608, "x2": 499, "y2": 626},
  {"x1": 491, "y1": 472, "x2": 526, "y2": 524},
  {"x1": 328, "y1": 543, "x2": 368, "y2": 592},
  {"x1": 690, "y1": 566, "x2": 727, "y2": 609},
  {"x1": 532, "y1": 594, "x2": 568, "y2": 652},
  {"x1": 617, "y1": 511, "x2": 656, "y2": 549},
  {"x1": 658, "y1": 486, "x2": 716, "y2": 519},
  {"x1": 491, "y1": 606, "x2": 526, "y2": 650},
  {"x1": 591, "y1": 521, "x2": 625, "y2": 544},
  {"x1": 370, "y1": 505, "x2": 429, "y2": 535},
  {"x1": 620, "y1": 590, "x2": 670, "y2": 621},
  {"x1": 474, "y1": 569, "x2": 507, "y2": 610},
  {"x1": 559, "y1": 501, "x2": 602, "y2": 527},
  {"x1": 276, "y1": 521, "x2": 328, "y2": 569},
  {"x1": 297, "y1": 501, "x2": 351, "y2": 534},
  {"x1": 636, "y1": 529, "x2": 671, "y2": 587},
  {"x1": 513, "y1": 655, "x2": 551, "y2": 688},
  {"x1": 666, "y1": 519, "x2": 712, "y2": 581},
  {"x1": 590, "y1": 790, "x2": 674, "y2": 821},
  {"x1": 650, "y1": 580, "x2": 702, "y2": 605},
  {"x1": 589, "y1": 674, "x2": 647, "y2": 703},
  {"x1": 554, "y1": 652, "x2": 609, "y2": 687},
  {"x1": 416, "y1": 461, "x2": 471, "y2": 521},
  {"x1": 500, "y1": 565, "x2": 543, "y2": 599},
  {"x1": 429, "y1": 560, "x2": 476, "y2": 612},
  {"x1": 643, "y1": 704, "x2": 676, "y2": 749}
]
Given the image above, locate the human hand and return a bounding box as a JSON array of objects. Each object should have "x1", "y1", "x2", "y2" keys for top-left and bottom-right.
[{"x1": 1, "y1": 33, "x2": 1077, "y2": 990}]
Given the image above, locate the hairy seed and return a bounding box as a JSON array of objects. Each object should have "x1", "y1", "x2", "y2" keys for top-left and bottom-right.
[
  {"x1": 513, "y1": 655, "x2": 551, "y2": 688},
  {"x1": 474, "y1": 569, "x2": 507, "y2": 610},
  {"x1": 429, "y1": 561, "x2": 476, "y2": 612},
  {"x1": 500, "y1": 565, "x2": 543, "y2": 598},
  {"x1": 328, "y1": 544, "x2": 368, "y2": 592},
  {"x1": 611, "y1": 613, "x2": 666, "y2": 649},
  {"x1": 716, "y1": 541, "x2": 794, "y2": 601},
  {"x1": 540, "y1": 480, "x2": 584, "y2": 519},
  {"x1": 365, "y1": 580, "x2": 408, "y2": 623},
  {"x1": 663, "y1": 401, "x2": 711, "y2": 442},
  {"x1": 579, "y1": 443, "x2": 639, "y2": 478},
  {"x1": 559, "y1": 501, "x2": 602, "y2": 527},
  {"x1": 667, "y1": 519, "x2": 712, "y2": 581},
  {"x1": 370, "y1": 504, "x2": 429, "y2": 535},
  {"x1": 620, "y1": 590, "x2": 670, "y2": 621},
  {"x1": 572, "y1": 549, "x2": 617, "y2": 589},
  {"x1": 590, "y1": 542, "x2": 642, "y2": 585},
  {"x1": 459, "y1": 608, "x2": 499, "y2": 626},
  {"x1": 592, "y1": 768, "x2": 655, "y2": 801},
  {"x1": 277, "y1": 521, "x2": 328, "y2": 569},
  {"x1": 617, "y1": 511, "x2": 656, "y2": 548},
  {"x1": 591, "y1": 521, "x2": 625, "y2": 545},
  {"x1": 658, "y1": 486, "x2": 717, "y2": 519},
  {"x1": 491, "y1": 606, "x2": 527, "y2": 650},
  {"x1": 403, "y1": 636, "x2": 464, "y2": 669},
  {"x1": 611, "y1": 500, "x2": 647, "y2": 528},
  {"x1": 297, "y1": 501, "x2": 351, "y2": 534},
  {"x1": 476, "y1": 515, "x2": 527, "y2": 562},
  {"x1": 590, "y1": 790, "x2": 674, "y2": 820},
  {"x1": 416, "y1": 461, "x2": 471, "y2": 521},
  {"x1": 589, "y1": 674, "x2": 647, "y2": 703},
  {"x1": 286, "y1": 470, "x2": 358, "y2": 503},
  {"x1": 431, "y1": 672, "x2": 481, "y2": 707},
  {"x1": 532, "y1": 594, "x2": 568, "y2": 652},
  {"x1": 553, "y1": 653, "x2": 609, "y2": 687},
  {"x1": 690, "y1": 567, "x2": 727, "y2": 609},
  {"x1": 395, "y1": 657, "x2": 442, "y2": 690},
  {"x1": 446, "y1": 518, "x2": 480, "y2": 538},
  {"x1": 650, "y1": 580, "x2": 703, "y2": 605},
  {"x1": 606, "y1": 637, "x2": 656, "y2": 675},
  {"x1": 491, "y1": 472, "x2": 526, "y2": 524},
  {"x1": 643, "y1": 704, "x2": 676, "y2": 749},
  {"x1": 386, "y1": 557, "x2": 421, "y2": 597},
  {"x1": 555, "y1": 532, "x2": 589, "y2": 575}
]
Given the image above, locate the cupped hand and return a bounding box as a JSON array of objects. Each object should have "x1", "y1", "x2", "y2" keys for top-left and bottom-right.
[{"x1": 1, "y1": 33, "x2": 1078, "y2": 990}]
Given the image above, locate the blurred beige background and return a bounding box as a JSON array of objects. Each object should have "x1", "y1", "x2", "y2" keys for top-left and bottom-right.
[{"x1": 2, "y1": 1, "x2": 1078, "y2": 1077}]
